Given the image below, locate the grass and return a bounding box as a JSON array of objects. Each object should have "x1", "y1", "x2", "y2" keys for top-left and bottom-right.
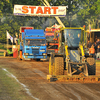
[{"x1": 0, "y1": 66, "x2": 33, "y2": 100}]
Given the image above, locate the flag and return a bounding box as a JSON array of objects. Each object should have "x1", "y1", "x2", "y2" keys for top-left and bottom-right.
[{"x1": 7, "y1": 31, "x2": 13, "y2": 43}]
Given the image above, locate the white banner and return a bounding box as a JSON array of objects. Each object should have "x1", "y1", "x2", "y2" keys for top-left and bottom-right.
[{"x1": 13, "y1": 5, "x2": 66, "y2": 17}]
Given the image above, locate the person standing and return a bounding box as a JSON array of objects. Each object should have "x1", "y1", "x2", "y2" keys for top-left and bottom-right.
[
  {"x1": 96, "y1": 39, "x2": 100, "y2": 46},
  {"x1": 96, "y1": 45, "x2": 100, "y2": 60},
  {"x1": 87, "y1": 40, "x2": 92, "y2": 48},
  {"x1": 94, "y1": 42, "x2": 97, "y2": 53},
  {"x1": 89, "y1": 44, "x2": 95, "y2": 57}
]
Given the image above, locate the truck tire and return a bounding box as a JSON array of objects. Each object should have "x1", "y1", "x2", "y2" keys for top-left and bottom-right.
[
  {"x1": 49, "y1": 57, "x2": 53, "y2": 75},
  {"x1": 87, "y1": 57, "x2": 96, "y2": 75},
  {"x1": 54, "y1": 57, "x2": 64, "y2": 75}
]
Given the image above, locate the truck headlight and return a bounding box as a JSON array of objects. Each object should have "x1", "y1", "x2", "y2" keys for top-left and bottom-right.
[{"x1": 43, "y1": 53, "x2": 47, "y2": 55}]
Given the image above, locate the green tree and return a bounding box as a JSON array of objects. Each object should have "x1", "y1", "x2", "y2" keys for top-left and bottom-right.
[{"x1": 77, "y1": 0, "x2": 100, "y2": 29}]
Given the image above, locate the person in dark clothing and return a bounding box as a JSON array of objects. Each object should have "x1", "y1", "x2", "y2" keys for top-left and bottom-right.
[
  {"x1": 96, "y1": 39, "x2": 100, "y2": 46},
  {"x1": 95, "y1": 35, "x2": 97, "y2": 42},
  {"x1": 98, "y1": 39, "x2": 100, "y2": 44},
  {"x1": 94, "y1": 42, "x2": 97, "y2": 59},
  {"x1": 94, "y1": 42, "x2": 97, "y2": 53},
  {"x1": 87, "y1": 40, "x2": 92, "y2": 48},
  {"x1": 96, "y1": 45, "x2": 100, "y2": 59}
]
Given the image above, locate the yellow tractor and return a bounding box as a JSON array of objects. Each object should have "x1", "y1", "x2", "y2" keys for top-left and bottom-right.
[{"x1": 48, "y1": 27, "x2": 96, "y2": 82}]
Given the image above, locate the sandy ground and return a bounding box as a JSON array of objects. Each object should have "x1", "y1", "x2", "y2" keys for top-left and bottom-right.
[{"x1": 0, "y1": 58, "x2": 100, "y2": 100}]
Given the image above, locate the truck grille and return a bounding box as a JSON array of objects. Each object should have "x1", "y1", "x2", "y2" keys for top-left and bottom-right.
[{"x1": 32, "y1": 48, "x2": 39, "y2": 54}]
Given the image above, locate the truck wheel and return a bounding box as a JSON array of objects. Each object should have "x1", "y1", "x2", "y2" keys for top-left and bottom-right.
[
  {"x1": 54, "y1": 57, "x2": 64, "y2": 75},
  {"x1": 49, "y1": 57, "x2": 53, "y2": 75},
  {"x1": 87, "y1": 57, "x2": 96, "y2": 75}
]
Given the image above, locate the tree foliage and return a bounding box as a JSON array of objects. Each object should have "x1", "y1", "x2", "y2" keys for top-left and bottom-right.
[{"x1": 0, "y1": 0, "x2": 100, "y2": 43}]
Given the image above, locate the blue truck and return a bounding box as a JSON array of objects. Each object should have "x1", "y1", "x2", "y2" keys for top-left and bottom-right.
[{"x1": 19, "y1": 29, "x2": 47, "y2": 60}]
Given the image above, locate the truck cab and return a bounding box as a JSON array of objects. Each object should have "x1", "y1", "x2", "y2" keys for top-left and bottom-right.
[
  {"x1": 19, "y1": 29, "x2": 47, "y2": 60},
  {"x1": 45, "y1": 26, "x2": 60, "y2": 55}
]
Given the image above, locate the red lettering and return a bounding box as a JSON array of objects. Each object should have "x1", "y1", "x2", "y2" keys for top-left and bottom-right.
[
  {"x1": 36, "y1": 7, "x2": 43, "y2": 14},
  {"x1": 29, "y1": 6, "x2": 36, "y2": 13},
  {"x1": 22, "y1": 6, "x2": 28, "y2": 13},
  {"x1": 51, "y1": 7, "x2": 58, "y2": 14},
  {"x1": 44, "y1": 7, "x2": 51, "y2": 14}
]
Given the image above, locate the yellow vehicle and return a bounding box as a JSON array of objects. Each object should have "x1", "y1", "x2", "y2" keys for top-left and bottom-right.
[
  {"x1": 47, "y1": 27, "x2": 97, "y2": 82},
  {"x1": 41, "y1": 0, "x2": 98, "y2": 82}
]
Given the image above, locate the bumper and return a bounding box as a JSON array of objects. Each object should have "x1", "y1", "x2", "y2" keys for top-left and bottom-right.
[{"x1": 23, "y1": 55, "x2": 47, "y2": 59}]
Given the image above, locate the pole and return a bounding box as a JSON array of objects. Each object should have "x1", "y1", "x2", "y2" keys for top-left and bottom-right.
[
  {"x1": 6, "y1": 30, "x2": 8, "y2": 50},
  {"x1": 12, "y1": 35, "x2": 14, "y2": 52},
  {"x1": 42, "y1": 0, "x2": 65, "y2": 28}
]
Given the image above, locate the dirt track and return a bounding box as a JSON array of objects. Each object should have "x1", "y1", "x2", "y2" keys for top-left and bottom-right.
[{"x1": 0, "y1": 58, "x2": 100, "y2": 100}]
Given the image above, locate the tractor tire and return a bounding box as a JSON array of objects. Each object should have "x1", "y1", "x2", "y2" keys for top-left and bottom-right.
[
  {"x1": 49, "y1": 57, "x2": 53, "y2": 75},
  {"x1": 87, "y1": 57, "x2": 96, "y2": 75},
  {"x1": 54, "y1": 57, "x2": 64, "y2": 75}
]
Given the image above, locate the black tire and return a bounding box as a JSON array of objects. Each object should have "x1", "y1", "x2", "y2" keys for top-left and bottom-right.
[
  {"x1": 54, "y1": 57, "x2": 64, "y2": 75},
  {"x1": 49, "y1": 57, "x2": 53, "y2": 75},
  {"x1": 87, "y1": 57, "x2": 96, "y2": 75}
]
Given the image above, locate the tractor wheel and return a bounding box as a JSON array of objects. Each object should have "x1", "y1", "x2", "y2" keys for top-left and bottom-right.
[
  {"x1": 54, "y1": 57, "x2": 64, "y2": 75},
  {"x1": 49, "y1": 57, "x2": 53, "y2": 75},
  {"x1": 87, "y1": 57, "x2": 96, "y2": 75}
]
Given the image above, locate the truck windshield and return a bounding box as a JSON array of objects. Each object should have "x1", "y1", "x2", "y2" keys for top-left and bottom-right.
[
  {"x1": 47, "y1": 45, "x2": 58, "y2": 49},
  {"x1": 64, "y1": 29, "x2": 81, "y2": 47},
  {"x1": 25, "y1": 39, "x2": 46, "y2": 46},
  {"x1": 46, "y1": 36, "x2": 58, "y2": 43}
]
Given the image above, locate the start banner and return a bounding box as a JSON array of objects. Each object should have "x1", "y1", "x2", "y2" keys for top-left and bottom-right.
[{"x1": 13, "y1": 5, "x2": 66, "y2": 17}]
